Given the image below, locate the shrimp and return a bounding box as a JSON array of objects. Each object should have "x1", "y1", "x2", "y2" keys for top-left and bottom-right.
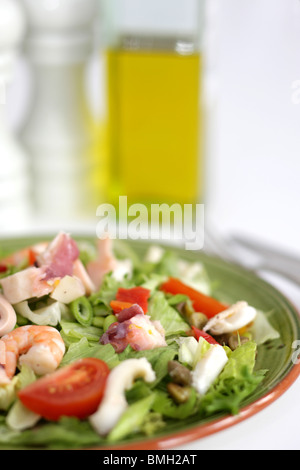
[
  {"x1": 86, "y1": 237, "x2": 118, "y2": 290},
  {"x1": 0, "y1": 325, "x2": 65, "y2": 384}
]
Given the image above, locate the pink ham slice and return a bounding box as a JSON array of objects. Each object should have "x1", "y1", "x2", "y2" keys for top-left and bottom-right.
[
  {"x1": 100, "y1": 310, "x2": 167, "y2": 353},
  {"x1": 0, "y1": 233, "x2": 80, "y2": 305},
  {"x1": 115, "y1": 304, "x2": 144, "y2": 322}
]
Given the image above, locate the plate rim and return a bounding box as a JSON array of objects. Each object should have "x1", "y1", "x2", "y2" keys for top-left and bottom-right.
[{"x1": 92, "y1": 359, "x2": 300, "y2": 450}]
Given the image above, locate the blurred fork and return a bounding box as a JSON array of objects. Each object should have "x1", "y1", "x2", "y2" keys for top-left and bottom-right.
[{"x1": 203, "y1": 224, "x2": 300, "y2": 287}]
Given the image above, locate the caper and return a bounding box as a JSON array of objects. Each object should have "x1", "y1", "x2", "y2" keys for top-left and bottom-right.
[
  {"x1": 190, "y1": 312, "x2": 208, "y2": 329},
  {"x1": 228, "y1": 334, "x2": 250, "y2": 350},
  {"x1": 167, "y1": 383, "x2": 191, "y2": 404},
  {"x1": 182, "y1": 301, "x2": 195, "y2": 319},
  {"x1": 168, "y1": 360, "x2": 192, "y2": 386},
  {"x1": 214, "y1": 333, "x2": 231, "y2": 346}
]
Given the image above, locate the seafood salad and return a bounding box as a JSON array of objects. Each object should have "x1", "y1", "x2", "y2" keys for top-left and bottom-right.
[{"x1": 0, "y1": 233, "x2": 280, "y2": 448}]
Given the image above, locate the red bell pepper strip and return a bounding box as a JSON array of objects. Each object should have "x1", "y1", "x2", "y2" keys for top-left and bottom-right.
[
  {"x1": 0, "y1": 264, "x2": 7, "y2": 273},
  {"x1": 115, "y1": 287, "x2": 151, "y2": 314},
  {"x1": 110, "y1": 300, "x2": 133, "y2": 314},
  {"x1": 160, "y1": 277, "x2": 227, "y2": 319},
  {"x1": 191, "y1": 326, "x2": 219, "y2": 345},
  {"x1": 28, "y1": 249, "x2": 37, "y2": 266}
]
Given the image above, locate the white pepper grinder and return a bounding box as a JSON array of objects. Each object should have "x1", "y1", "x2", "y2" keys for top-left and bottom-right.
[
  {"x1": 20, "y1": 0, "x2": 99, "y2": 224},
  {"x1": 0, "y1": 0, "x2": 31, "y2": 232}
]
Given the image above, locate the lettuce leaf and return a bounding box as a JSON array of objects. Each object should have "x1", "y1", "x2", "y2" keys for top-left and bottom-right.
[
  {"x1": 220, "y1": 340, "x2": 257, "y2": 380},
  {"x1": 152, "y1": 388, "x2": 198, "y2": 420},
  {"x1": 249, "y1": 310, "x2": 280, "y2": 345},
  {"x1": 0, "y1": 365, "x2": 36, "y2": 412},
  {"x1": 60, "y1": 337, "x2": 119, "y2": 369},
  {"x1": 148, "y1": 291, "x2": 190, "y2": 337},
  {"x1": 89, "y1": 272, "x2": 133, "y2": 310},
  {"x1": 0, "y1": 417, "x2": 103, "y2": 449},
  {"x1": 107, "y1": 395, "x2": 156, "y2": 442},
  {"x1": 59, "y1": 321, "x2": 102, "y2": 346},
  {"x1": 197, "y1": 341, "x2": 267, "y2": 416},
  {"x1": 0, "y1": 377, "x2": 18, "y2": 411}
]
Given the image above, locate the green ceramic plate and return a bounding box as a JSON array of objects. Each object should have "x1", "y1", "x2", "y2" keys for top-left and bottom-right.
[{"x1": 0, "y1": 235, "x2": 300, "y2": 450}]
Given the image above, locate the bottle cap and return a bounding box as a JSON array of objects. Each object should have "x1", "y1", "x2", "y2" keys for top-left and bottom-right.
[
  {"x1": 100, "y1": 0, "x2": 205, "y2": 51},
  {"x1": 20, "y1": 0, "x2": 98, "y2": 64}
]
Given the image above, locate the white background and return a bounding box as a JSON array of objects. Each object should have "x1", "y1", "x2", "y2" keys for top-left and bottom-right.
[
  {"x1": 206, "y1": 0, "x2": 300, "y2": 257},
  {"x1": 2, "y1": 0, "x2": 300, "y2": 450}
]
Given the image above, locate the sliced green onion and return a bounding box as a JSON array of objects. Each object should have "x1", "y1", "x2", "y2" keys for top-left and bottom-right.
[
  {"x1": 70, "y1": 296, "x2": 93, "y2": 326},
  {"x1": 103, "y1": 314, "x2": 117, "y2": 332},
  {"x1": 92, "y1": 316, "x2": 105, "y2": 328}
]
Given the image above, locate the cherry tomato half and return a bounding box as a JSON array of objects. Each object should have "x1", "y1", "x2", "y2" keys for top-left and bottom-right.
[{"x1": 18, "y1": 358, "x2": 110, "y2": 421}]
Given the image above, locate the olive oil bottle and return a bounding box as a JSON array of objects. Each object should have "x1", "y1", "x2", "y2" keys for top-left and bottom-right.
[{"x1": 101, "y1": 0, "x2": 206, "y2": 210}]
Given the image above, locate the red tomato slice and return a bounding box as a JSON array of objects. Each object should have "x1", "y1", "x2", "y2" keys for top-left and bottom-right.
[
  {"x1": 18, "y1": 358, "x2": 110, "y2": 421},
  {"x1": 116, "y1": 287, "x2": 151, "y2": 314}
]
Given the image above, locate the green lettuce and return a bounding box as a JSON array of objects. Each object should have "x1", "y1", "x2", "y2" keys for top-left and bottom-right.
[
  {"x1": 107, "y1": 394, "x2": 156, "y2": 442},
  {"x1": 152, "y1": 388, "x2": 198, "y2": 420},
  {"x1": 59, "y1": 320, "x2": 102, "y2": 346},
  {"x1": 0, "y1": 365, "x2": 36, "y2": 412},
  {"x1": 0, "y1": 377, "x2": 18, "y2": 411},
  {"x1": 148, "y1": 291, "x2": 190, "y2": 337},
  {"x1": 249, "y1": 310, "x2": 280, "y2": 345},
  {"x1": 60, "y1": 337, "x2": 119, "y2": 369},
  {"x1": 0, "y1": 417, "x2": 102, "y2": 450},
  {"x1": 197, "y1": 341, "x2": 267, "y2": 416},
  {"x1": 89, "y1": 272, "x2": 133, "y2": 311}
]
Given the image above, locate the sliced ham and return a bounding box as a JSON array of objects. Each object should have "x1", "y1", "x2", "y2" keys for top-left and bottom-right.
[
  {"x1": 0, "y1": 233, "x2": 89, "y2": 305},
  {"x1": 37, "y1": 232, "x2": 79, "y2": 281},
  {"x1": 100, "y1": 314, "x2": 167, "y2": 353},
  {"x1": 115, "y1": 304, "x2": 144, "y2": 322}
]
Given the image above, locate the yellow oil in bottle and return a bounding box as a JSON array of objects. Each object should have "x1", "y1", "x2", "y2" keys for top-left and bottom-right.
[{"x1": 105, "y1": 48, "x2": 204, "y2": 210}]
